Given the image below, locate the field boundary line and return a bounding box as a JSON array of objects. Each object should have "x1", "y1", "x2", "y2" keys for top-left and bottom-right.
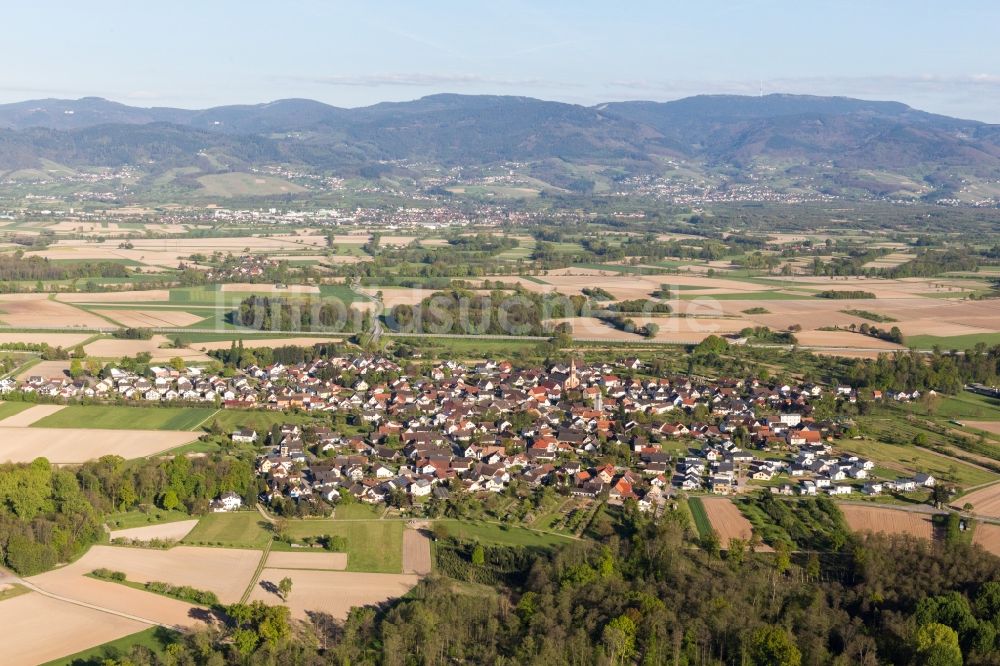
[
  {"x1": 240, "y1": 539, "x2": 272, "y2": 604},
  {"x1": 188, "y1": 409, "x2": 221, "y2": 432}
]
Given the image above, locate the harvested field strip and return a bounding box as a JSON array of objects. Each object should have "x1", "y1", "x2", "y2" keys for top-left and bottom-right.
[
  {"x1": 972, "y1": 523, "x2": 1000, "y2": 558},
  {"x1": 0, "y1": 592, "x2": 148, "y2": 666},
  {"x1": 840, "y1": 505, "x2": 936, "y2": 540},
  {"x1": 0, "y1": 428, "x2": 200, "y2": 463},
  {"x1": 30, "y1": 405, "x2": 218, "y2": 430},
  {"x1": 0, "y1": 404, "x2": 65, "y2": 427},
  {"x1": 701, "y1": 497, "x2": 772, "y2": 551},
  {"x1": 402, "y1": 528, "x2": 433, "y2": 575},
  {"x1": 109, "y1": 520, "x2": 199, "y2": 542},
  {"x1": 954, "y1": 482, "x2": 1000, "y2": 519}
]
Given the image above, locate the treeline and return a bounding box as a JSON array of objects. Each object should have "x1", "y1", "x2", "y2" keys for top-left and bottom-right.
[
  {"x1": 816, "y1": 290, "x2": 877, "y2": 299},
  {"x1": 840, "y1": 346, "x2": 1000, "y2": 393},
  {"x1": 0, "y1": 454, "x2": 257, "y2": 575},
  {"x1": 236, "y1": 296, "x2": 367, "y2": 333},
  {"x1": 0, "y1": 253, "x2": 130, "y2": 281},
  {"x1": 211, "y1": 340, "x2": 345, "y2": 370}
]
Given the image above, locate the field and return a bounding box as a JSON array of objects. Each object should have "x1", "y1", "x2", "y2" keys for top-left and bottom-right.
[
  {"x1": 109, "y1": 519, "x2": 200, "y2": 542},
  {"x1": 40, "y1": 626, "x2": 178, "y2": 666},
  {"x1": 247, "y1": 569, "x2": 419, "y2": 620},
  {"x1": 77, "y1": 544, "x2": 261, "y2": 603},
  {"x1": 0, "y1": 592, "x2": 149, "y2": 666},
  {"x1": 972, "y1": 523, "x2": 1000, "y2": 558},
  {"x1": 0, "y1": 428, "x2": 201, "y2": 463},
  {"x1": 264, "y1": 551, "x2": 348, "y2": 570},
  {"x1": 0, "y1": 295, "x2": 108, "y2": 328},
  {"x1": 402, "y1": 527, "x2": 433, "y2": 575},
  {"x1": 283, "y1": 519, "x2": 405, "y2": 573},
  {"x1": 0, "y1": 332, "x2": 93, "y2": 346},
  {"x1": 196, "y1": 172, "x2": 307, "y2": 197},
  {"x1": 84, "y1": 335, "x2": 212, "y2": 361},
  {"x1": 182, "y1": 511, "x2": 272, "y2": 548},
  {"x1": 0, "y1": 401, "x2": 34, "y2": 422},
  {"x1": 840, "y1": 504, "x2": 936, "y2": 540},
  {"x1": 435, "y1": 519, "x2": 576, "y2": 548},
  {"x1": 966, "y1": 421, "x2": 1000, "y2": 435},
  {"x1": 837, "y1": 436, "x2": 997, "y2": 488},
  {"x1": 954, "y1": 483, "x2": 1000, "y2": 518},
  {"x1": 30, "y1": 405, "x2": 218, "y2": 430},
  {"x1": 0, "y1": 404, "x2": 65, "y2": 427},
  {"x1": 699, "y1": 497, "x2": 771, "y2": 550},
  {"x1": 93, "y1": 309, "x2": 204, "y2": 328}
]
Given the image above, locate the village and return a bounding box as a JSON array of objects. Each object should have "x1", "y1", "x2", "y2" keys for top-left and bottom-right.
[{"x1": 2, "y1": 352, "x2": 939, "y2": 515}]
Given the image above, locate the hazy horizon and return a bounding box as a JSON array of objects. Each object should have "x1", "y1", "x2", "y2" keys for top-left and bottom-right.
[{"x1": 3, "y1": 1, "x2": 1000, "y2": 122}]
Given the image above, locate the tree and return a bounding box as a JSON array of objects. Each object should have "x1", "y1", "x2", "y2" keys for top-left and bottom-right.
[
  {"x1": 278, "y1": 576, "x2": 293, "y2": 601},
  {"x1": 747, "y1": 625, "x2": 802, "y2": 666},
  {"x1": 160, "y1": 489, "x2": 180, "y2": 511},
  {"x1": 914, "y1": 623, "x2": 962, "y2": 666},
  {"x1": 602, "y1": 614, "x2": 637, "y2": 665},
  {"x1": 169, "y1": 356, "x2": 186, "y2": 372},
  {"x1": 69, "y1": 358, "x2": 83, "y2": 379},
  {"x1": 471, "y1": 543, "x2": 485, "y2": 566}
]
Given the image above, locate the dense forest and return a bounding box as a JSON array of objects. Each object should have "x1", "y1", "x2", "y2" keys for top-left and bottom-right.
[
  {"x1": 0, "y1": 454, "x2": 256, "y2": 575},
  {"x1": 0, "y1": 252, "x2": 130, "y2": 282}
]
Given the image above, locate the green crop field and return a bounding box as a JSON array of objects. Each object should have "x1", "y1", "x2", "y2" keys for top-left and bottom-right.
[
  {"x1": 686, "y1": 497, "x2": 714, "y2": 539},
  {"x1": 183, "y1": 511, "x2": 271, "y2": 548},
  {"x1": 281, "y1": 519, "x2": 404, "y2": 573},
  {"x1": 906, "y1": 332, "x2": 1000, "y2": 350},
  {"x1": 31, "y1": 405, "x2": 218, "y2": 431},
  {"x1": 0, "y1": 401, "x2": 35, "y2": 421}
]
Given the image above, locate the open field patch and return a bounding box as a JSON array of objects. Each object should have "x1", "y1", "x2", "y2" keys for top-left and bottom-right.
[
  {"x1": 248, "y1": 569, "x2": 419, "y2": 620},
  {"x1": 403, "y1": 527, "x2": 433, "y2": 575},
  {"x1": 972, "y1": 523, "x2": 1000, "y2": 558},
  {"x1": 183, "y1": 512, "x2": 272, "y2": 549},
  {"x1": 0, "y1": 428, "x2": 200, "y2": 463},
  {"x1": 0, "y1": 296, "x2": 107, "y2": 328},
  {"x1": 0, "y1": 332, "x2": 92, "y2": 346},
  {"x1": 0, "y1": 592, "x2": 148, "y2": 666},
  {"x1": 840, "y1": 505, "x2": 935, "y2": 540},
  {"x1": 965, "y1": 421, "x2": 1000, "y2": 435},
  {"x1": 71, "y1": 544, "x2": 260, "y2": 603},
  {"x1": 58, "y1": 290, "x2": 171, "y2": 303},
  {"x1": 700, "y1": 497, "x2": 771, "y2": 550},
  {"x1": 219, "y1": 283, "x2": 321, "y2": 294},
  {"x1": 0, "y1": 404, "x2": 65, "y2": 427},
  {"x1": 31, "y1": 405, "x2": 217, "y2": 430},
  {"x1": 109, "y1": 520, "x2": 200, "y2": 543},
  {"x1": 955, "y1": 483, "x2": 1000, "y2": 519},
  {"x1": 93, "y1": 309, "x2": 204, "y2": 328},
  {"x1": 15, "y1": 360, "x2": 70, "y2": 380},
  {"x1": 27, "y1": 565, "x2": 206, "y2": 629},
  {"x1": 282, "y1": 520, "x2": 404, "y2": 573},
  {"x1": 196, "y1": 172, "x2": 307, "y2": 197},
  {"x1": 265, "y1": 551, "x2": 348, "y2": 571},
  {"x1": 84, "y1": 335, "x2": 212, "y2": 361}
]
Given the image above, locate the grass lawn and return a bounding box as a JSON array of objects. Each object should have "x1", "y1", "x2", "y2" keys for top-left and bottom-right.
[
  {"x1": 280, "y1": 519, "x2": 404, "y2": 573},
  {"x1": 686, "y1": 497, "x2": 714, "y2": 539},
  {"x1": 837, "y1": 437, "x2": 997, "y2": 487},
  {"x1": 435, "y1": 519, "x2": 576, "y2": 548},
  {"x1": 929, "y1": 392, "x2": 1000, "y2": 421},
  {"x1": 41, "y1": 626, "x2": 180, "y2": 666},
  {"x1": 206, "y1": 408, "x2": 324, "y2": 434},
  {"x1": 31, "y1": 405, "x2": 219, "y2": 431},
  {"x1": 0, "y1": 583, "x2": 30, "y2": 601},
  {"x1": 0, "y1": 401, "x2": 34, "y2": 421},
  {"x1": 333, "y1": 503, "x2": 384, "y2": 520},
  {"x1": 104, "y1": 508, "x2": 193, "y2": 531},
  {"x1": 906, "y1": 332, "x2": 1000, "y2": 350},
  {"x1": 183, "y1": 511, "x2": 272, "y2": 548}
]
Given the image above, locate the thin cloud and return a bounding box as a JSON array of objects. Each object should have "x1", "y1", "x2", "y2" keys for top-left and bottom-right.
[{"x1": 286, "y1": 73, "x2": 580, "y2": 89}]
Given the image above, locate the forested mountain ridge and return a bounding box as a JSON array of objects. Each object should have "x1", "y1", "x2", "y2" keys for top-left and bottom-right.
[{"x1": 2, "y1": 93, "x2": 1000, "y2": 198}]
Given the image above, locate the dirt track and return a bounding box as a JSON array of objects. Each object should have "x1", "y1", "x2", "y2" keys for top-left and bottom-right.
[{"x1": 402, "y1": 528, "x2": 433, "y2": 575}]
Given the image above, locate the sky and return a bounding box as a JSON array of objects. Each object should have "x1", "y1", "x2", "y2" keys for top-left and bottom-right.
[{"x1": 5, "y1": 1, "x2": 1000, "y2": 121}]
